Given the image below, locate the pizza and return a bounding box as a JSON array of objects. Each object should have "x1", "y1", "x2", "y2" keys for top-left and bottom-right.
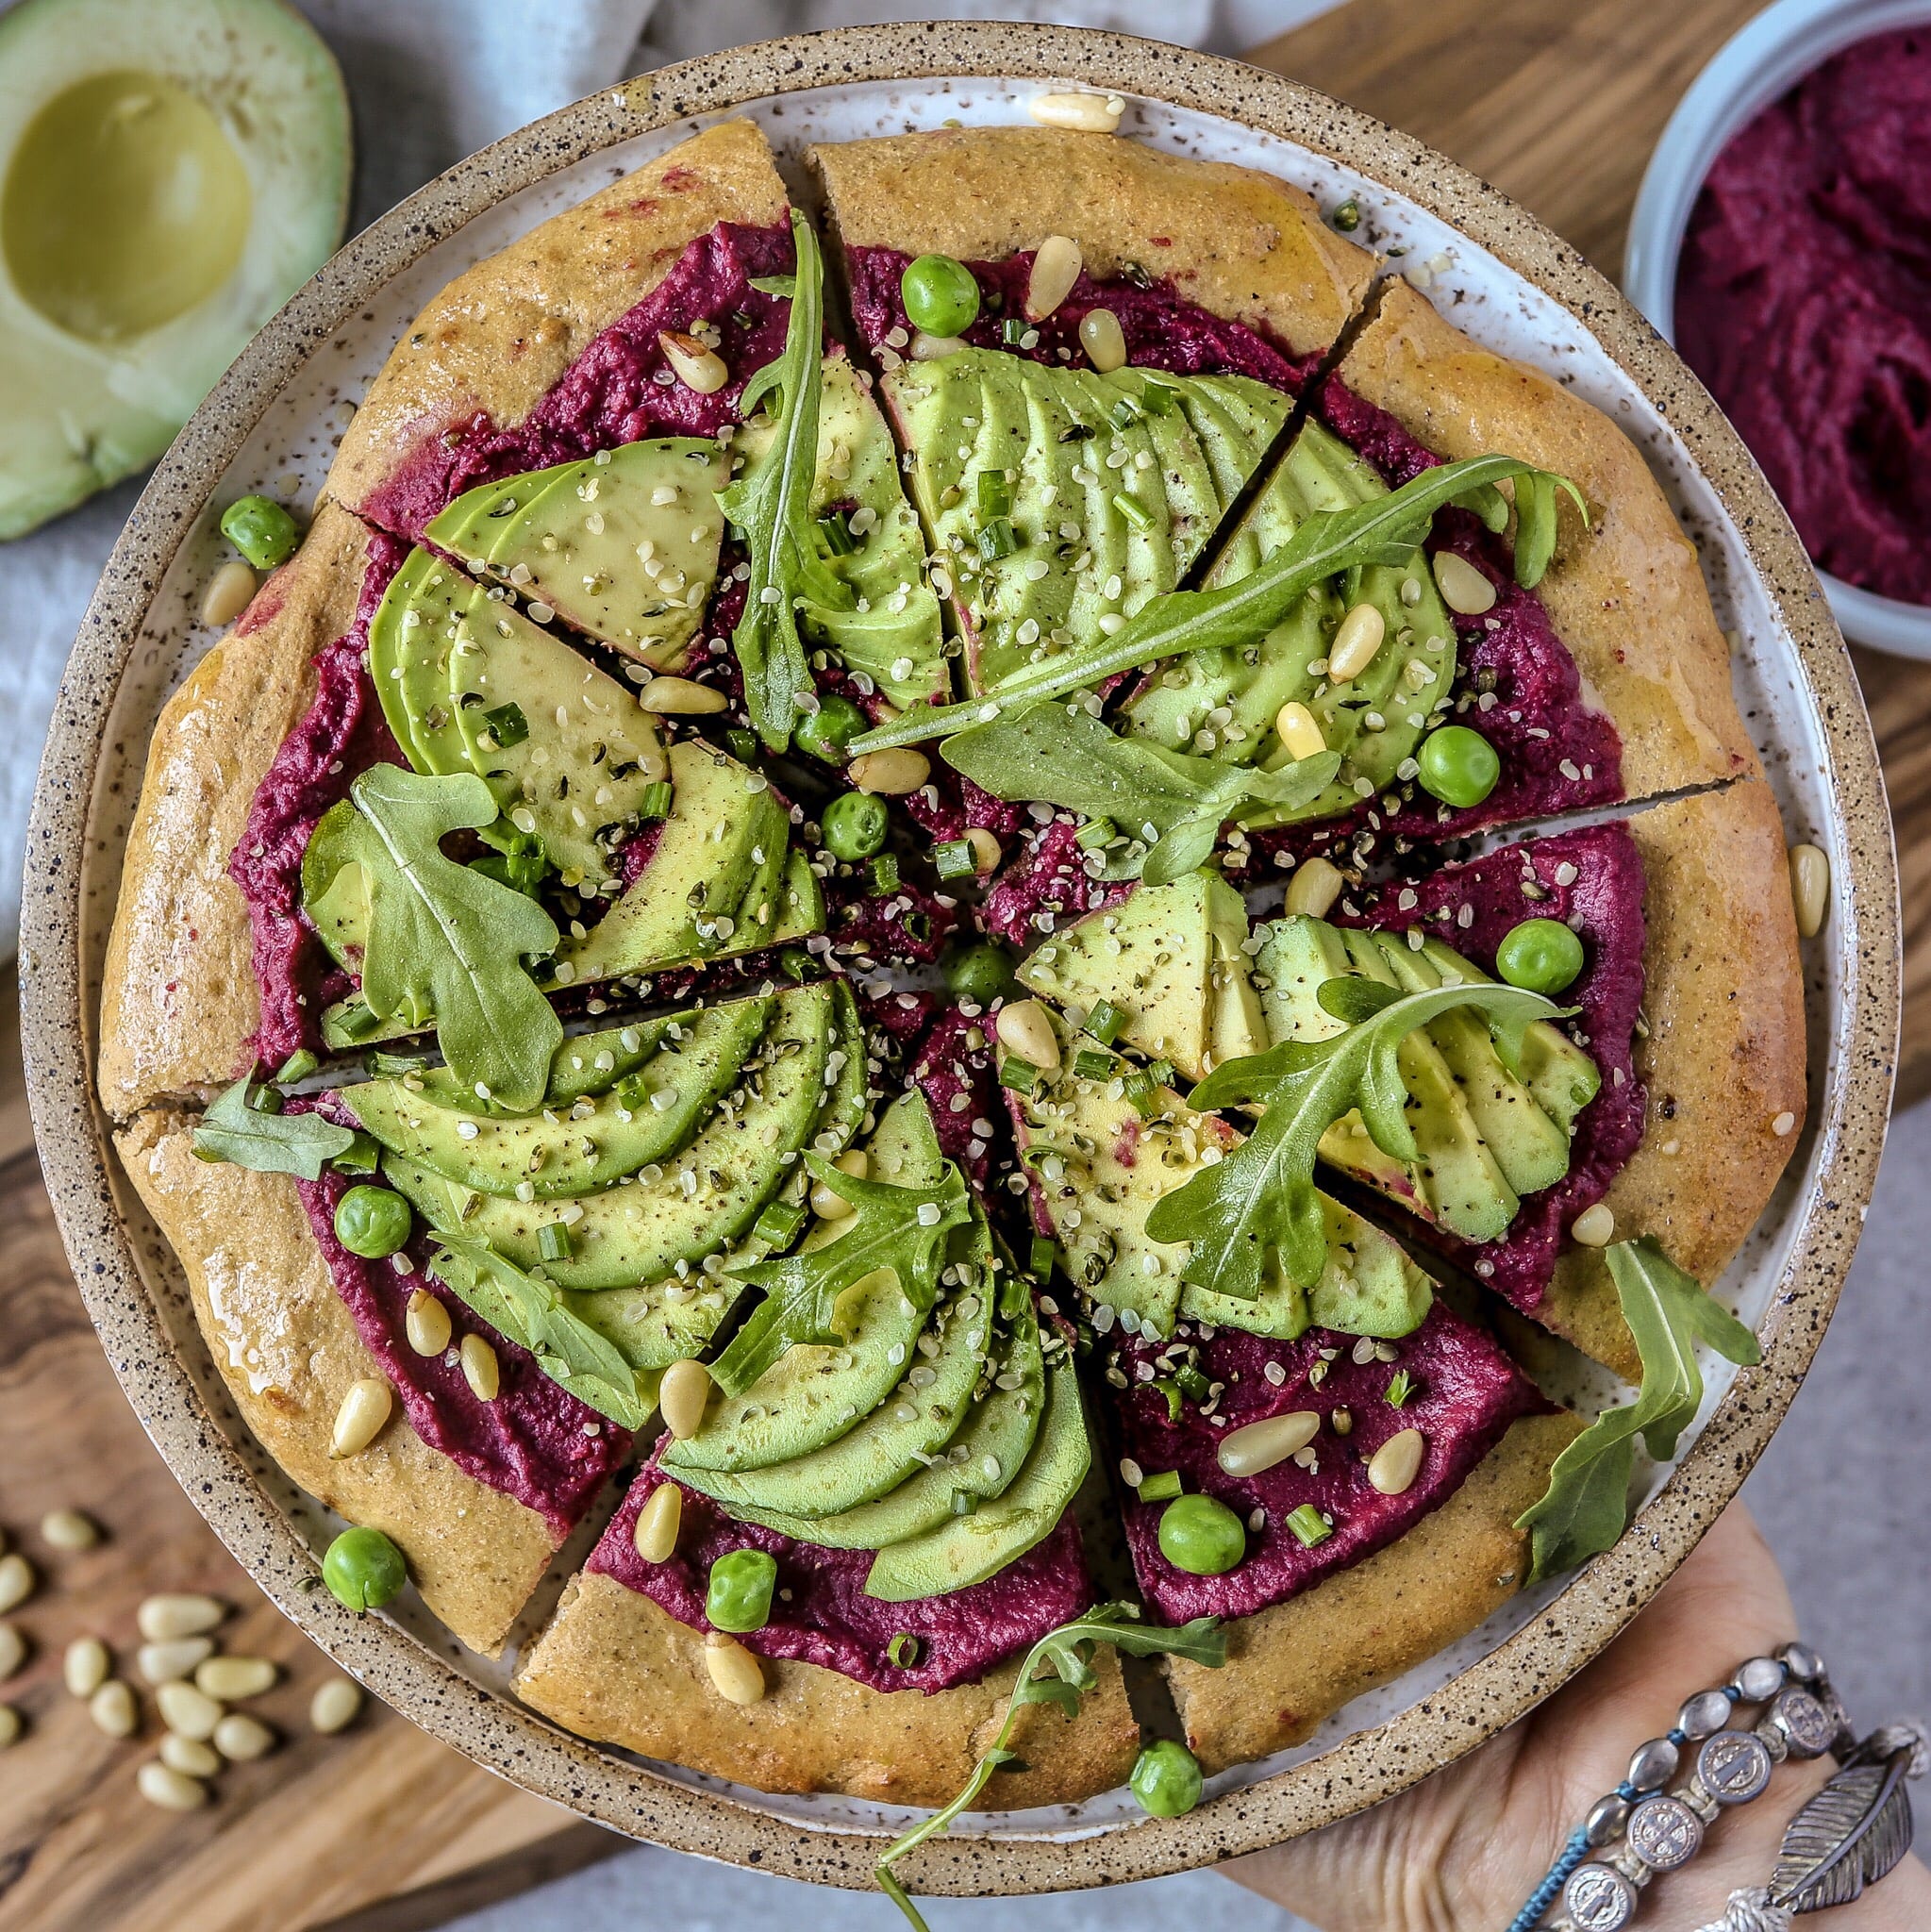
[{"x1": 98, "y1": 111, "x2": 1807, "y2": 1828}]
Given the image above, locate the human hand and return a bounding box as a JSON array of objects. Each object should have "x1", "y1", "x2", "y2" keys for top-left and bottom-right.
[{"x1": 1225, "y1": 1503, "x2": 1930, "y2": 1931}]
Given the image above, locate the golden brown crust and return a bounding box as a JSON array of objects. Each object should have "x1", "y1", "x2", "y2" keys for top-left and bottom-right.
[
  {"x1": 116, "y1": 1110, "x2": 559, "y2": 1657},
  {"x1": 1334, "y1": 279, "x2": 1758, "y2": 801},
  {"x1": 808, "y1": 127, "x2": 1373, "y2": 358},
  {"x1": 327, "y1": 120, "x2": 788, "y2": 515},
  {"x1": 1166, "y1": 1410, "x2": 1581, "y2": 1774},
  {"x1": 1538, "y1": 780, "x2": 1808, "y2": 1378},
  {"x1": 97, "y1": 505, "x2": 374, "y2": 1120},
  {"x1": 514, "y1": 1569, "x2": 1139, "y2": 1807}
]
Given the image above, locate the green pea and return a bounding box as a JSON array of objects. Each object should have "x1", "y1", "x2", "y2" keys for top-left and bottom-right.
[
  {"x1": 323, "y1": 1525, "x2": 408, "y2": 1612},
  {"x1": 944, "y1": 940, "x2": 1016, "y2": 1004},
  {"x1": 901, "y1": 253, "x2": 981, "y2": 338},
  {"x1": 334, "y1": 1185, "x2": 412, "y2": 1259},
  {"x1": 1495, "y1": 916, "x2": 1585, "y2": 995},
  {"x1": 1157, "y1": 1493, "x2": 1245, "y2": 1576},
  {"x1": 1415, "y1": 724, "x2": 1501, "y2": 808},
  {"x1": 706, "y1": 1548, "x2": 778, "y2": 1633},
  {"x1": 1131, "y1": 1738, "x2": 1205, "y2": 1818},
  {"x1": 794, "y1": 693, "x2": 869, "y2": 763},
  {"x1": 220, "y1": 494, "x2": 301, "y2": 571},
  {"x1": 821, "y1": 790, "x2": 889, "y2": 862}
]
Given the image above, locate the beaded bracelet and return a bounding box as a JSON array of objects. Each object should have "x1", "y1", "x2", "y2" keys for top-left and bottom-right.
[{"x1": 1505, "y1": 1641, "x2": 1847, "y2": 1932}]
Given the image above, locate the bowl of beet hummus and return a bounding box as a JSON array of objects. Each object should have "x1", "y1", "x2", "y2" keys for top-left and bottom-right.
[{"x1": 1628, "y1": 0, "x2": 1931, "y2": 656}]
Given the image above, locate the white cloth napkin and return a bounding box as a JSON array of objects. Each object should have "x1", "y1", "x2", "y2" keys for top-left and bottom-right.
[{"x1": 0, "y1": 0, "x2": 1334, "y2": 958}]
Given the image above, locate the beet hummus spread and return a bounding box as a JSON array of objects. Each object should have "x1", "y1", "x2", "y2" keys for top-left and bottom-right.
[{"x1": 1676, "y1": 27, "x2": 1931, "y2": 605}]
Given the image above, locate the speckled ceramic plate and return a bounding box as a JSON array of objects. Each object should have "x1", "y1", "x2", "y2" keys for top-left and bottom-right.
[{"x1": 20, "y1": 23, "x2": 1899, "y2": 1899}]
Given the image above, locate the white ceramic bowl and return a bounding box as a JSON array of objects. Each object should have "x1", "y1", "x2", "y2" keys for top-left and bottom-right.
[{"x1": 1624, "y1": 0, "x2": 1931, "y2": 658}]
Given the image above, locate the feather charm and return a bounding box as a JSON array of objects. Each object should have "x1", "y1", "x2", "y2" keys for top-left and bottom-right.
[{"x1": 1769, "y1": 1731, "x2": 1921, "y2": 1913}]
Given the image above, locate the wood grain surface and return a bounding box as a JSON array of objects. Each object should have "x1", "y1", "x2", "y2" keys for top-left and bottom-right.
[{"x1": 8, "y1": 4, "x2": 1929, "y2": 1925}]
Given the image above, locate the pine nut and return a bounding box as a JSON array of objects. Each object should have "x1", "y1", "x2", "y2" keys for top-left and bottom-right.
[
  {"x1": 195, "y1": 1657, "x2": 276, "y2": 1701},
  {"x1": 1789, "y1": 842, "x2": 1828, "y2": 939},
  {"x1": 847, "y1": 746, "x2": 929, "y2": 795},
  {"x1": 1030, "y1": 91, "x2": 1125, "y2": 132},
  {"x1": 908, "y1": 332, "x2": 970, "y2": 360},
  {"x1": 1217, "y1": 1409, "x2": 1322, "y2": 1476},
  {"x1": 200, "y1": 559, "x2": 258, "y2": 628},
  {"x1": 65, "y1": 1637, "x2": 110, "y2": 1698},
  {"x1": 0, "y1": 1625, "x2": 24, "y2": 1682},
  {"x1": 995, "y1": 998, "x2": 1060, "y2": 1070},
  {"x1": 659, "y1": 1358, "x2": 712, "y2": 1441},
  {"x1": 0, "y1": 1554, "x2": 35, "y2": 1614},
  {"x1": 1328, "y1": 603, "x2": 1387, "y2": 682},
  {"x1": 637, "y1": 674, "x2": 726, "y2": 714},
  {"x1": 405, "y1": 1290, "x2": 452, "y2": 1357},
  {"x1": 1025, "y1": 234, "x2": 1083, "y2": 320},
  {"x1": 158, "y1": 1680, "x2": 223, "y2": 1740},
  {"x1": 213, "y1": 1712, "x2": 276, "y2": 1761},
  {"x1": 633, "y1": 1482, "x2": 682, "y2": 1563},
  {"x1": 140, "y1": 1638, "x2": 215, "y2": 1684},
  {"x1": 658, "y1": 330, "x2": 728, "y2": 394},
  {"x1": 41, "y1": 1507, "x2": 102, "y2": 1552},
  {"x1": 90, "y1": 1679, "x2": 139, "y2": 1738},
  {"x1": 161, "y1": 1733, "x2": 221, "y2": 1777},
  {"x1": 309, "y1": 1676, "x2": 363, "y2": 1735},
  {"x1": 1571, "y1": 1202, "x2": 1615, "y2": 1247},
  {"x1": 330, "y1": 1377, "x2": 392, "y2": 1458},
  {"x1": 1432, "y1": 550, "x2": 1496, "y2": 616},
  {"x1": 1079, "y1": 307, "x2": 1128, "y2": 374},
  {"x1": 1368, "y1": 1427, "x2": 1425, "y2": 1496},
  {"x1": 1274, "y1": 701, "x2": 1327, "y2": 761},
  {"x1": 0, "y1": 1707, "x2": 19, "y2": 1749},
  {"x1": 704, "y1": 1631, "x2": 766, "y2": 1705},
  {"x1": 1285, "y1": 854, "x2": 1345, "y2": 919},
  {"x1": 809, "y1": 1147, "x2": 869, "y2": 1220},
  {"x1": 1772, "y1": 1110, "x2": 1797, "y2": 1138},
  {"x1": 138, "y1": 1594, "x2": 225, "y2": 1642},
  {"x1": 459, "y1": 1335, "x2": 500, "y2": 1402},
  {"x1": 964, "y1": 826, "x2": 1003, "y2": 875},
  {"x1": 137, "y1": 1763, "x2": 208, "y2": 1812}
]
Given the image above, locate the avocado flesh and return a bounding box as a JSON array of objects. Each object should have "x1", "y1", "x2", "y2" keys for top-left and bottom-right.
[
  {"x1": 339, "y1": 996, "x2": 774, "y2": 1199},
  {"x1": 424, "y1": 439, "x2": 726, "y2": 668},
  {"x1": 367, "y1": 549, "x2": 475, "y2": 778},
  {"x1": 382, "y1": 981, "x2": 836, "y2": 1289},
  {"x1": 863, "y1": 1357, "x2": 1090, "y2": 1603}
]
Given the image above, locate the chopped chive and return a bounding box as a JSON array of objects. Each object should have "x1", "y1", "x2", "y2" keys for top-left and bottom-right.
[
  {"x1": 1074, "y1": 815, "x2": 1116, "y2": 851},
  {"x1": 1332, "y1": 198, "x2": 1361, "y2": 232},
  {"x1": 1121, "y1": 1069, "x2": 1157, "y2": 1116},
  {"x1": 870, "y1": 853, "x2": 900, "y2": 895},
  {"x1": 1001, "y1": 316, "x2": 1028, "y2": 346},
  {"x1": 1286, "y1": 1504, "x2": 1333, "y2": 1548},
  {"x1": 1138, "y1": 377, "x2": 1176, "y2": 415},
  {"x1": 1112, "y1": 491, "x2": 1153, "y2": 531},
  {"x1": 934, "y1": 838, "x2": 977, "y2": 880},
  {"x1": 369, "y1": 1050, "x2": 430, "y2": 1077},
  {"x1": 247, "y1": 1084, "x2": 285, "y2": 1114},
  {"x1": 726, "y1": 727, "x2": 759, "y2": 763},
  {"x1": 976, "y1": 471, "x2": 1011, "y2": 521},
  {"x1": 778, "y1": 946, "x2": 814, "y2": 983},
  {"x1": 1153, "y1": 1378, "x2": 1183, "y2": 1424},
  {"x1": 754, "y1": 1197, "x2": 807, "y2": 1249},
  {"x1": 1137, "y1": 1470, "x2": 1182, "y2": 1502},
  {"x1": 275, "y1": 1049, "x2": 320, "y2": 1084},
  {"x1": 481, "y1": 701, "x2": 529, "y2": 748},
  {"x1": 1109, "y1": 397, "x2": 1140, "y2": 430},
  {"x1": 951, "y1": 1491, "x2": 978, "y2": 1517},
  {"x1": 1174, "y1": 1364, "x2": 1211, "y2": 1403},
  {"x1": 1027, "y1": 1234, "x2": 1057, "y2": 1282},
  {"x1": 330, "y1": 999, "x2": 384, "y2": 1043},
  {"x1": 1146, "y1": 1059, "x2": 1175, "y2": 1091},
  {"x1": 816, "y1": 510, "x2": 859, "y2": 556},
  {"x1": 1072, "y1": 1047, "x2": 1116, "y2": 1081},
  {"x1": 886, "y1": 1632, "x2": 922, "y2": 1668},
  {"x1": 976, "y1": 516, "x2": 1019, "y2": 561},
  {"x1": 1385, "y1": 1368, "x2": 1414, "y2": 1407},
  {"x1": 537, "y1": 1222, "x2": 574, "y2": 1262},
  {"x1": 999, "y1": 1055, "x2": 1039, "y2": 1094},
  {"x1": 333, "y1": 1132, "x2": 381, "y2": 1175},
  {"x1": 1087, "y1": 999, "x2": 1123, "y2": 1047},
  {"x1": 639, "y1": 780, "x2": 673, "y2": 821}
]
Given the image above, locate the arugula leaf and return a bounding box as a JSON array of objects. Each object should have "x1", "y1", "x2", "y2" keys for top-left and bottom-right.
[
  {"x1": 708, "y1": 1154, "x2": 971, "y2": 1395},
  {"x1": 874, "y1": 1603, "x2": 1225, "y2": 1931},
  {"x1": 191, "y1": 1076, "x2": 357, "y2": 1180},
  {"x1": 304, "y1": 765, "x2": 562, "y2": 1113},
  {"x1": 1516, "y1": 1237, "x2": 1761, "y2": 1584},
  {"x1": 1143, "y1": 978, "x2": 1566, "y2": 1301},
  {"x1": 715, "y1": 208, "x2": 826, "y2": 749},
  {"x1": 429, "y1": 1234, "x2": 650, "y2": 1431},
  {"x1": 941, "y1": 702, "x2": 1340, "y2": 886},
  {"x1": 846, "y1": 452, "x2": 1588, "y2": 755}
]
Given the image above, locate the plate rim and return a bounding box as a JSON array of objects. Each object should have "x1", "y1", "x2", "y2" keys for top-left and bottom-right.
[{"x1": 17, "y1": 19, "x2": 1900, "y2": 1896}]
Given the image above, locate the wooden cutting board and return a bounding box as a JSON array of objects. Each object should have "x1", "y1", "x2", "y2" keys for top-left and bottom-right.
[{"x1": 8, "y1": 4, "x2": 1929, "y2": 1925}]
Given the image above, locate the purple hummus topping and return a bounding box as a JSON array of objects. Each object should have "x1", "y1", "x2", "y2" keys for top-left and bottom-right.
[
  {"x1": 1113, "y1": 1302, "x2": 1547, "y2": 1624},
  {"x1": 295, "y1": 1163, "x2": 627, "y2": 1533},
  {"x1": 825, "y1": 868, "x2": 957, "y2": 968},
  {"x1": 907, "y1": 1005, "x2": 1001, "y2": 1190},
  {"x1": 362, "y1": 221, "x2": 796, "y2": 543},
  {"x1": 1334, "y1": 820, "x2": 1648, "y2": 1313},
  {"x1": 591, "y1": 1462, "x2": 1095, "y2": 1693},
  {"x1": 980, "y1": 817, "x2": 1130, "y2": 947}
]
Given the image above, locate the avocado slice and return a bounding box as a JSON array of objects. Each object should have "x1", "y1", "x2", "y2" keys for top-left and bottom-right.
[
  {"x1": 424, "y1": 439, "x2": 726, "y2": 668},
  {"x1": 382, "y1": 981, "x2": 835, "y2": 1289},
  {"x1": 862, "y1": 1356, "x2": 1090, "y2": 1603},
  {"x1": 0, "y1": 0, "x2": 351, "y2": 539},
  {"x1": 339, "y1": 996, "x2": 774, "y2": 1199},
  {"x1": 366, "y1": 548, "x2": 476, "y2": 778}
]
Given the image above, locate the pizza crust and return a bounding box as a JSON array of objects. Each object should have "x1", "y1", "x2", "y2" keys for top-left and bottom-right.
[
  {"x1": 514, "y1": 1568, "x2": 1139, "y2": 1808},
  {"x1": 98, "y1": 504, "x2": 375, "y2": 1121},
  {"x1": 326, "y1": 118, "x2": 789, "y2": 517},
  {"x1": 808, "y1": 126, "x2": 1373, "y2": 358},
  {"x1": 116, "y1": 1110, "x2": 560, "y2": 1657},
  {"x1": 1333, "y1": 278, "x2": 1759, "y2": 803},
  {"x1": 1164, "y1": 1409, "x2": 1580, "y2": 1774},
  {"x1": 1537, "y1": 780, "x2": 1808, "y2": 1378}
]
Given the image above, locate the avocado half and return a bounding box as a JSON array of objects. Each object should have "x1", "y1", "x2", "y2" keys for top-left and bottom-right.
[{"x1": 0, "y1": 0, "x2": 351, "y2": 539}]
